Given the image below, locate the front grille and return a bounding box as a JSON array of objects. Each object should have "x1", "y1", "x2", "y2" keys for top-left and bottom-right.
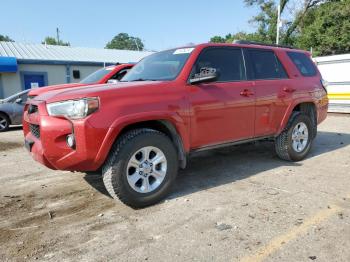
[
  {"x1": 28, "y1": 104, "x2": 38, "y2": 114},
  {"x1": 29, "y1": 124, "x2": 40, "y2": 139}
]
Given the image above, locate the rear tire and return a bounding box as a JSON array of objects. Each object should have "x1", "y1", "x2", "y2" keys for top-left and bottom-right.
[
  {"x1": 0, "y1": 113, "x2": 10, "y2": 132},
  {"x1": 275, "y1": 112, "x2": 314, "y2": 161},
  {"x1": 102, "y1": 129, "x2": 178, "y2": 208}
]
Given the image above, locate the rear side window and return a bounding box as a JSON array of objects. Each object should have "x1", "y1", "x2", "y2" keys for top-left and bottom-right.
[
  {"x1": 248, "y1": 50, "x2": 288, "y2": 80},
  {"x1": 192, "y1": 48, "x2": 246, "y2": 82},
  {"x1": 287, "y1": 52, "x2": 317, "y2": 76}
]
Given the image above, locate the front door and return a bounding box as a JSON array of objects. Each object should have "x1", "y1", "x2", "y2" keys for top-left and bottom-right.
[
  {"x1": 188, "y1": 47, "x2": 255, "y2": 149},
  {"x1": 23, "y1": 74, "x2": 45, "y2": 90}
]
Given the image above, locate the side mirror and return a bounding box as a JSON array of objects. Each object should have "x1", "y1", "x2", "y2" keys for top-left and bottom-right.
[
  {"x1": 107, "y1": 79, "x2": 119, "y2": 84},
  {"x1": 15, "y1": 98, "x2": 22, "y2": 104},
  {"x1": 190, "y1": 67, "x2": 218, "y2": 84}
]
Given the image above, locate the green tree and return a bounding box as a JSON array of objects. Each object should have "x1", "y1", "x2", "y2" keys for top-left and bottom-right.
[
  {"x1": 0, "y1": 34, "x2": 14, "y2": 42},
  {"x1": 42, "y1": 36, "x2": 70, "y2": 46},
  {"x1": 209, "y1": 0, "x2": 350, "y2": 56},
  {"x1": 296, "y1": 0, "x2": 350, "y2": 56},
  {"x1": 242, "y1": 0, "x2": 326, "y2": 44},
  {"x1": 210, "y1": 35, "x2": 227, "y2": 43},
  {"x1": 105, "y1": 33, "x2": 144, "y2": 51}
]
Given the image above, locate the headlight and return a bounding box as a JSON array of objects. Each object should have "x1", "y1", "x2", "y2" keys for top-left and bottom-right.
[{"x1": 46, "y1": 97, "x2": 99, "y2": 119}]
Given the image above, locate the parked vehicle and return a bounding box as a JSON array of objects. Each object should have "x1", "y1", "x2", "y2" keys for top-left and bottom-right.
[
  {"x1": 0, "y1": 90, "x2": 29, "y2": 132},
  {"x1": 28, "y1": 63, "x2": 134, "y2": 98},
  {"x1": 23, "y1": 42, "x2": 328, "y2": 208}
]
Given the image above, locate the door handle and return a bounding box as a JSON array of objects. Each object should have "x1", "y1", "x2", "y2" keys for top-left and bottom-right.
[
  {"x1": 240, "y1": 89, "x2": 254, "y2": 97},
  {"x1": 283, "y1": 87, "x2": 296, "y2": 93}
]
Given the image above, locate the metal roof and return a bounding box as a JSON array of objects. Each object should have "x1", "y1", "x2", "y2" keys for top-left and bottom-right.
[{"x1": 0, "y1": 41, "x2": 153, "y2": 64}]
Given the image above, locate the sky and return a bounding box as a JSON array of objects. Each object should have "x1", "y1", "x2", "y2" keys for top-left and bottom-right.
[{"x1": 0, "y1": 0, "x2": 259, "y2": 51}]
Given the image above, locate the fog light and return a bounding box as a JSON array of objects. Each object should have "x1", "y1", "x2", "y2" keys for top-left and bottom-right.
[{"x1": 66, "y1": 134, "x2": 76, "y2": 149}]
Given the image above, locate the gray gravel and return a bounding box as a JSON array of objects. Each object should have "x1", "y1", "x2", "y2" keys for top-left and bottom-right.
[{"x1": 0, "y1": 114, "x2": 349, "y2": 262}]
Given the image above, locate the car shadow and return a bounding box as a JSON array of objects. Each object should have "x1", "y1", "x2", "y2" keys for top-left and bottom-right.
[
  {"x1": 83, "y1": 131, "x2": 350, "y2": 201},
  {"x1": 8, "y1": 126, "x2": 22, "y2": 131}
]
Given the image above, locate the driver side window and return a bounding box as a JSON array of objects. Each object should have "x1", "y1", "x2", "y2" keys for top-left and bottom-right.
[
  {"x1": 20, "y1": 93, "x2": 28, "y2": 104},
  {"x1": 191, "y1": 48, "x2": 246, "y2": 82},
  {"x1": 110, "y1": 68, "x2": 131, "y2": 81}
]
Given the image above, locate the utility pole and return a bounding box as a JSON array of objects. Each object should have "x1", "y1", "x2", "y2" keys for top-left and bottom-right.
[
  {"x1": 134, "y1": 38, "x2": 140, "y2": 51},
  {"x1": 56, "y1": 28, "x2": 60, "y2": 44},
  {"x1": 276, "y1": 1, "x2": 281, "y2": 45}
]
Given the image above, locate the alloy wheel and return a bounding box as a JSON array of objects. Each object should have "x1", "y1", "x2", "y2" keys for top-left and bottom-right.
[{"x1": 126, "y1": 146, "x2": 167, "y2": 193}]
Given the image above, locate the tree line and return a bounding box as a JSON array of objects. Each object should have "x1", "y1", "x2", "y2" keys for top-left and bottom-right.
[
  {"x1": 210, "y1": 0, "x2": 350, "y2": 56},
  {"x1": 0, "y1": 32, "x2": 143, "y2": 51}
]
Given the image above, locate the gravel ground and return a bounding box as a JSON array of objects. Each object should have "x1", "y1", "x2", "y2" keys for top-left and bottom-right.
[{"x1": 0, "y1": 114, "x2": 349, "y2": 262}]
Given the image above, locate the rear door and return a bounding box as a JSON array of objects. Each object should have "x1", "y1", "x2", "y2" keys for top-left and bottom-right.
[
  {"x1": 188, "y1": 47, "x2": 255, "y2": 148},
  {"x1": 244, "y1": 49, "x2": 291, "y2": 137}
]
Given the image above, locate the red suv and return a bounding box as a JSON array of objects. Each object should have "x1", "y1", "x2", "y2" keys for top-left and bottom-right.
[
  {"x1": 23, "y1": 42, "x2": 328, "y2": 208},
  {"x1": 28, "y1": 64, "x2": 134, "y2": 98}
]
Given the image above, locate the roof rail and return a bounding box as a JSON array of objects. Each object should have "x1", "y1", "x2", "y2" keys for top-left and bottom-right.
[{"x1": 233, "y1": 40, "x2": 296, "y2": 49}]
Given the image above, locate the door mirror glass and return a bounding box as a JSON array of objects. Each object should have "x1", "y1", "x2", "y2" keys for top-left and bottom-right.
[
  {"x1": 107, "y1": 79, "x2": 119, "y2": 84},
  {"x1": 15, "y1": 98, "x2": 22, "y2": 104},
  {"x1": 190, "y1": 67, "x2": 217, "y2": 84}
]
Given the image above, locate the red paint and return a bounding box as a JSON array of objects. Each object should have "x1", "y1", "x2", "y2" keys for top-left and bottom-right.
[
  {"x1": 23, "y1": 43, "x2": 328, "y2": 172},
  {"x1": 28, "y1": 64, "x2": 134, "y2": 97}
]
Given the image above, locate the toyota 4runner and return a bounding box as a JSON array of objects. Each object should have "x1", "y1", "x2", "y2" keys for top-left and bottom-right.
[{"x1": 23, "y1": 41, "x2": 328, "y2": 208}]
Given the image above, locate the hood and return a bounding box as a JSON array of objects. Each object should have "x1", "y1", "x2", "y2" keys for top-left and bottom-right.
[
  {"x1": 34, "y1": 81, "x2": 170, "y2": 103},
  {"x1": 29, "y1": 83, "x2": 86, "y2": 97}
]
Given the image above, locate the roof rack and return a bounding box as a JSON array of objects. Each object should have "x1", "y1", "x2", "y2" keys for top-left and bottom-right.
[{"x1": 233, "y1": 40, "x2": 296, "y2": 49}]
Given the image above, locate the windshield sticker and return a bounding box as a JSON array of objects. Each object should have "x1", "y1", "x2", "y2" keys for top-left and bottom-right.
[{"x1": 173, "y1": 48, "x2": 194, "y2": 55}]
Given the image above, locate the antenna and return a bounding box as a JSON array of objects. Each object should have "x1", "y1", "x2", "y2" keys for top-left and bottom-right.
[{"x1": 134, "y1": 38, "x2": 140, "y2": 51}]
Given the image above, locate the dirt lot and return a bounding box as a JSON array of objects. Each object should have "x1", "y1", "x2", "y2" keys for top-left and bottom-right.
[{"x1": 0, "y1": 114, "x2": 349, "y2": 262}]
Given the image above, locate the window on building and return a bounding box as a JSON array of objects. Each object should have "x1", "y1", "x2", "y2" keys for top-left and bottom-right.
[{"x1": 73, "y1": 70, "x2": 80, "y2": 79}]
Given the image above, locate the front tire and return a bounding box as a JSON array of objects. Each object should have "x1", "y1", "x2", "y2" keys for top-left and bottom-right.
[
  {"x1": 102, "y1": 129, "x2": 178, "y2": 208},
  {"x1": 275, "y1": 112, "x2": 314, "y2": 161},
  {"x1": 0, "y1": 113, "x2": 10, "y2": 132}
]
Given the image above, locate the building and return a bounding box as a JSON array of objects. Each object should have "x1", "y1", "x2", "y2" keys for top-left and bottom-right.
[
  {"x1": 0, "y1": 41, "x2": 153, "y2": 98},
  {"x1": 314, "y1": 53, "x2": 350, "y2": 113}
]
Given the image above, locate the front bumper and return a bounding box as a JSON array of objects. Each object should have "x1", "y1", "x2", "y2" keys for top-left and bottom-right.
[{"x1": 23, "y1": 100, "x2": 109, "y2": 171}]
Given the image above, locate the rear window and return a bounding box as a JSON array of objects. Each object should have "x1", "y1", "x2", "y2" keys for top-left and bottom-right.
[
  {"x1": 287, "y1": 52, "x2": 317, "y2": 77},
  {"x1": 248, "y1": 50, "x2": 288, "y2": 80},
  {"x1": 80, "y1": 67, "x2": 114, "y2": 84}
]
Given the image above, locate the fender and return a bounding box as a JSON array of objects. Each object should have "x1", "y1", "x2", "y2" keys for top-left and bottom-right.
[
  {"x1": 93, "y1": 111, "x2": 189, "y2": 169},
  {"x1": 276, "y1": 96, "x2": 317, "y2": 135}
]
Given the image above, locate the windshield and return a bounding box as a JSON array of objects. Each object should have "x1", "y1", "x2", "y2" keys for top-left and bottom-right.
[
  {"x1": 80, "y1": 67, "x2": 115, "y2": 84},
  {"x1": 121, "y1": 48, "x2": 194, "y2": 82}
]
